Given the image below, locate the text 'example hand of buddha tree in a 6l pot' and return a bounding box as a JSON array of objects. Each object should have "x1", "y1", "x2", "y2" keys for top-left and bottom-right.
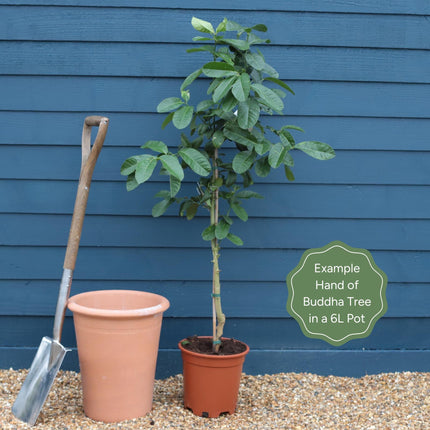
[{"x1": 287, "y1": 241, "x2": 388, "y2": 346}]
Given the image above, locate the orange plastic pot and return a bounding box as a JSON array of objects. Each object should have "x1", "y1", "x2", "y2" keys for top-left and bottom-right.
[
  {"x1": 178, "y1": 337, "x2": 249, "y2": 418},
  {"x1": 68, "y1": 290, "x2": 169, "y2": 423}
]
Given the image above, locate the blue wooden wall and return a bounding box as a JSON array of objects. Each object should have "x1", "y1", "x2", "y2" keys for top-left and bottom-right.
[{"x1": 1, "y1": 0, "x2": 429, "y2": 377}]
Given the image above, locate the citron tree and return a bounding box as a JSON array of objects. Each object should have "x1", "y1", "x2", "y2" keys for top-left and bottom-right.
[{"x1": 121, "y1": 17, "x2": 335, "y2": 352}]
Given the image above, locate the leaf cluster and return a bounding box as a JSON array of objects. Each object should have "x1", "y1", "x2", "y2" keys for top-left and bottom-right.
[{"x1": 122, "y1": 17, "x2": 335, "y2": 245}]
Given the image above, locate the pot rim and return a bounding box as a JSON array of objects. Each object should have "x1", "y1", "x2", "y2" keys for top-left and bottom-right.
[
  {"x1": 67, "y1": 289, "x2": 170, "y2": 318},
  {"x1": 178, "y1": 336, "x2": 250, "y2": 359}
]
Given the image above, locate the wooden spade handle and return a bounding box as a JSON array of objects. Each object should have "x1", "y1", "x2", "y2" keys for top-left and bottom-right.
[{"x1": 63, "y1": 116, "x2": 109, "y2": 270}]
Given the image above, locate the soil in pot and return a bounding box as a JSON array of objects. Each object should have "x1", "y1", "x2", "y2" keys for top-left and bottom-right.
[{"x1": 181, "y1": 336, "x2": 247, "y2": 355}]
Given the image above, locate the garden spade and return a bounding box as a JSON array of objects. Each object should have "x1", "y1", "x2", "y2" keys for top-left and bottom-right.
[{"x1": 12, "y1": 116, "x2": 109, "y2": 425}]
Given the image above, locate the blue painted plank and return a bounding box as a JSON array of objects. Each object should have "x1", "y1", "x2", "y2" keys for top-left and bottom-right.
[
  {"x1": 2, "y1": 145, "x2": 430, "y2": 185},
  {"x1": 3, "y1": 42, "x2": 428, "y2": 83},
  {"x1": 2, "y1": 215, "x2": 430, "y2": 251},
  {"x1": 0, "y1": 1, "x2": 428, "y2": 15},
  {"x1": 1, "y1": 112, "x2": 428, "y2": 151},
  {"x1": 242, "y1": 350, "x2": 430, "y2": 377},
  {"x1": 0, "y1": 247, "x2": 428, "y2": 283},
  {"x1": 1, "y1": 77, "x2": 429, "y2": 118},
  {"x1": 1, "y1": 347, "x2": 81, "y2": 372},
  {"x1": 3, "y1": 347, "x2": 430, "y2": 377},
  {"x1": 1, "y1": 317, "x2": 430, "y2": 352},
  {"x1": 1, "y1": 180, "x2": 429, "y2": 219},
  {"x1": 1, "y1": 8, "x2": 429, "y2": 49},
  {"x1": 0, "y1": 280, "x2": 428, "y2": 318}
]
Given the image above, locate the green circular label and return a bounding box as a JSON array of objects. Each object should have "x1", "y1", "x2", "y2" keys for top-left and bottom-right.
[{"x1": 286, "y1": 241, "x2": 387, "y2": 346}]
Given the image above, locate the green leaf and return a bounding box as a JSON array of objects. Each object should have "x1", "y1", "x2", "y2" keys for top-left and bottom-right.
[
  {"x1": 191, "y1": 17, "x2": 215, "y2": 34},
  {"x1": 283, "y1": 152, "x2": 294, "y2": 167},
  {"x1": 207, "y1": 78, "x2": 222, "y2": 95},
  {"x1": 225, "y1": 171, "x2": 237, "y2": 187},
  {"x1": 191, "y1": 36, "x2": 213, "y2": 42},
  {"x1": 202, "y1": 62, "x2": 237, "y2": 78},
  {"x1": 169, "y1": 175, "x2": 181, "y2": 197},
  {"x1": 221, "y1": 92, "x2": 238, "y2": 112},
  {"x1": 284, "y1": 165, "x2": 295, "y2": 181},
  {"x1": 221, "y1": 216, "x2": 232, "y2": 226},
  {"x1": 155, "y1": 190, "x2": 170, "y2": 199},
  {"x1": 141, "y1": 140, "x2": 168, "y2": 154},
  {"x1": 135, "y1": 155, "x2": 157, "y2": 184},
  {"x1": 218, "y1": 111, "x2": 236, "y2": 122},
  {"x1": 181, "y1": 90, "x2": 190, "y2": 104},
  {"x1": 202, "y1": 224, "x2": 216, "y2": 241},
  {"x1": 212, "y1": 130, "x2": 225, "y2": 148},
  {"x1": 236, "y1": 190, "x2": 263, "y2": 199},
  {"x1": 245, "y1": 52, "x2": 265, "y2": 71},
  {"x1": 225, "y1": 20, "x2": 245, "y2": 33},
  {"x1": 281, "y1": 125, "x2": 305, "y2": 133},
  {"x1": 280, "y1": 130, "x2": 295, "y2": 147},
  {"x1": 261, "y1": 63, "x2": 279, "y2": 78},
  {"x1": 189, "y1": 118, "x2": 198, "y2": 135},
  {"x1": 212, "y1": 177, "x2": 223, "y2": 188},
  {"x1": 248, "y1": 33, "x2": 270, "y2": 45},
  {"x1": 161, "y1": 112, "x2": 174, "y2": 130},
  {"x1": 254, "y1": 139, "x2": 271, "y2": 156},
  {"x1": 212, "y1": 76, "x2": 237, "y2": 103},
  {"x1": 190, "y1": 135, "x2": 204, "y2": 149},
  {"x1": 295, "y1": 141, "x2": 336, "y2": 160},
  {"x1": 159, "y1": 155, "x2": 184, "y2": 180},
  {"x1": 216, "y1": 50, "x2": 234, "y2": 65},
  {"x1": 232, "y1": 150, "x2": 256, "y2": 174},
  {"x1": 197, "y1": 99, "x2": 214, "y2": 112},
  {"x1": 186, "y1": 202, "x2": 199, "y2": 220},
  {"x1": 223, "y1": 38, "x2": 250, "y2": 51},
  {"x1": 279, "y1": 134, "x2": 294, "y2": 149},
  {"x1": 223, "y1": 126, "x2": 257, "y2": 148},
  {"x1": 255, "y1": 156, "x2": 271, "y2": 177},
  {"x1": 231, "y1": 73, "x2": 251, "y2": 102},
  {"x1": 152, "y1": 198, "x2": 173, "y2": 217},
  {"x1": 157, "y1": 97, "x2": 183, "y2": 113},
  {"x1": 216, "y1": 18, "x2": 227, "y2": 33},
  {"x1": 172, "y1": 105, "x2": 194, "y2": 129},
  {"x1": 252, "y1": 24, "x2": 268, "y2": 32},
  {"x1": 237, "y1": 98, "x2": 260, "y2": 130},
  {"x1": 272, "y1": 89, "x2": 286, "y2": 99},
  {"x1": 231, "y1": 201, "x2": 248, "y2": 221},
  {"x1": 215, "y1": 219, "x2": 230, "y2": 240},
  {"x1": 242, "y1": 171, "x2": 254, "y2": 188},
  {"x1": 226, "y1": 19, "x2": 245, "y2": 33},
  {"x1": 269, "y1": 143, "x2": 288, "y2": 168},
  {"x1": 126, "y1": 174, "x2": 139, "y2": 191},
  {"x1": 121, "y1": 156, "x2": 141, "y2": 176},
  {"x1": 227, "y1": 233, "x2": 244, "y2": 246},
  {"x1": 251, "y1": 83, "x2": 284, "y2": 113},
  {"x1": 264, "y1": 77, "x2": 295, "y2": 95},
  {"x1": 180, "y1": 133, "x2": 191, "y2": 148},
  {"x1": 186, "y1": 46, "x2": 214, "y2": 54},
  {"x1": 179, "y1": 148, "x2": 211, "y2": 176}
]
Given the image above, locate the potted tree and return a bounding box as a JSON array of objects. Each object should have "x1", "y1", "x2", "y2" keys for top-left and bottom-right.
[{"x1": 121, "y1": 17, "x2": 335, "y2": 417}]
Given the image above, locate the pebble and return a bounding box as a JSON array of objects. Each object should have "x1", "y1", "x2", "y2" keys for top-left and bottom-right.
[{"x1": 1, "y1": 369, "x2": 429, "y2": 429}]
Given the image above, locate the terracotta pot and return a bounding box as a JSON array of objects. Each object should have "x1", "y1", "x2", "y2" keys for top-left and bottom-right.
[
  {"x1": 178, "y1": 337, "x2": 249, "y2": 418},
  {"x1": 68, "y1": 290, "x2": 169, "y2": 423}
]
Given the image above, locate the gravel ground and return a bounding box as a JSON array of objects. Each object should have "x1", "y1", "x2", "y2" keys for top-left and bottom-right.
[{"x1": 1, "y1": 369, "x2": 429, "y2": 429}]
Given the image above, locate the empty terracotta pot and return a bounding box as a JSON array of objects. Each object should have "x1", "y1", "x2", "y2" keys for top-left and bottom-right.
[
  {"x1": 178, "y1": 337, "x2": 249, "y2": 418},
  {"x1": 68, "y1": 290, "x2": 169, "y2": 423}
]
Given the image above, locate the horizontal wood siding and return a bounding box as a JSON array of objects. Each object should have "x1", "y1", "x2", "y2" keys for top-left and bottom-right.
[{"x1": 0, "y1": 1, "x2": 429, "y2": 376}]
